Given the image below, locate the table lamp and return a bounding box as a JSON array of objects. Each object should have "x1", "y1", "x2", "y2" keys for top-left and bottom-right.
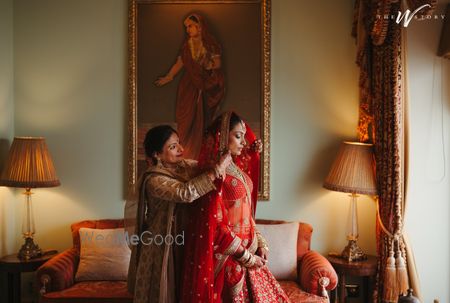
[
  {"x1": 0, "y1": 137, "x2": 60, "y2": 260},
  {"x1": 323, "y1": 141, "x2": 377, "y2": 262}
]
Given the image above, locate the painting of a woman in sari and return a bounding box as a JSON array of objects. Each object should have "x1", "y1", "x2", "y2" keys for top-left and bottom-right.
[{"x1": 155, "y1": 13, "x2": 225, "y2": 159}]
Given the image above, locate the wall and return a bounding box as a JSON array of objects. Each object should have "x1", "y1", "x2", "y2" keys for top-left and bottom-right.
[
  {"x1": 13, "y1": 0, "x2": 128, "y2": 251},
  {"x1": 0, "y1": 0, "x2": 16, "y2": 258},
  {"x1": 257, "y1": 0, "x2": 377, "y2": 256},
  {"x1": 407, "y1": 1, "x2": 450, "y2": 302}
]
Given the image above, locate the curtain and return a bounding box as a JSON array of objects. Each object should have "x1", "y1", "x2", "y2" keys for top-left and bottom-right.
[{"x1": 352, "y1": 0, "x2": 436, "y2": 302}]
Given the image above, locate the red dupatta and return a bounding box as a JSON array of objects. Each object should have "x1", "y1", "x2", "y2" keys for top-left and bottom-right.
[{"x1": 181, "y1": 111, "x2": 260, "y2": 302}]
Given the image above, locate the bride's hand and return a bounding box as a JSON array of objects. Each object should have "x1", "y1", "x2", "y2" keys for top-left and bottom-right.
[
  {"x1": 256, "y1": 247, "x2": 268, "y2": 261},
  {"x1": 252, "y1": 255, "x2": 266, "y2": 268}
]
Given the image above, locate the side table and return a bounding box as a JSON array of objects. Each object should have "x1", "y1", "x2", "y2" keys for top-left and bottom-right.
[
  {"x1": 327, "y1": 255, "x2": 378, "y2": 303},
  {"x1": 0, "y1": 250, "x2": 58, "y2": 303}
]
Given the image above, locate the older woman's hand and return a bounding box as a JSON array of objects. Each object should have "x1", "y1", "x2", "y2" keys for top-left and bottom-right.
[
  {"x1": 251, "y1": 139, "x2": 263, "y2": 153},
  {"x1": 215, "y1": 151, "x2": 232, "y2": 179}
]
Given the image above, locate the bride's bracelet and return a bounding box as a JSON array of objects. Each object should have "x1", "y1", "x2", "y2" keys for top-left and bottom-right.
[
  {"x1": 236, "y1": 249, "x2": 257, "y2": 268},
  {"x1": 243, "y1": 254, "x2": 256, "y2": 268},
  {"x1": 237, "y1": 249, "x2": 250, "y2": 263}
]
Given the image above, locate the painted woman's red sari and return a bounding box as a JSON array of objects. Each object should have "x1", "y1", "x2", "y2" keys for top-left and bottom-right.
[
  {"x1": 176, "y1": 14, "x2": 225, "y2": 159},
  {"x1": 181, "y1": 111, "x2": 290, "y2": 303}
]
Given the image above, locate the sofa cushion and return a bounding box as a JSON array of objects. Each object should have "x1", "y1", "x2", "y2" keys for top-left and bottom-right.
[
  {"x1": 72, "y1": 219, "x2": 124, "y2": 249},
  {"x1": 75, "y1": 227, "x2": 131, "y2": 281},
  {"x1": 255, "y1": 219, "x2": 313, "y2": 260},
  {"x1": 256, "y1": 222, "x2": 299, "y2": 280},
  {"x1": 41, "y1": 281, "x2": 133, "y2": 303}
]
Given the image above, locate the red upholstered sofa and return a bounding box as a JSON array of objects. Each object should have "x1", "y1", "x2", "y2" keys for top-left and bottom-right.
[
  {"x1": 37, "y1": 219, "x2": 337, "y2": 303},
  {"x1": 255, "y1": 219, "x2": 338, "y2": 302},
  {"x1": 37, "y1": 219, "x2": 133, "y2": 303}
]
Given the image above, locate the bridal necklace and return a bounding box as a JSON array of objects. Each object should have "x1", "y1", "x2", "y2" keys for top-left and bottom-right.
[{"x1": 188, "y1": 38, "x2": 206, "y2": 62}]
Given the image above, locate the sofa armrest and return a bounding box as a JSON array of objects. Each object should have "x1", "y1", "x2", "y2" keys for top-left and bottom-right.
[
  {"x1": 37, "y1": 248, "x2": 79, "y2": 294},
  {"x1": 298, "y1": 251, "x2": 338, "y2": 297}
]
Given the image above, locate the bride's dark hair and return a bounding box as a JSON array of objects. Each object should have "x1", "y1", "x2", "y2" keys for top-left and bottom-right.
[{"x1": 206, "y1": 112, "x2": 243, "y2": 136}]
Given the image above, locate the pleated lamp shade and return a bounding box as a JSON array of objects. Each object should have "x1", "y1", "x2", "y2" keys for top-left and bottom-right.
[
  {"x1": 0, "y1": 137, "x2": 60, "y2": 188},
  {"x1": 323, "y1": 142, "x2": 377, "y2": 195}
]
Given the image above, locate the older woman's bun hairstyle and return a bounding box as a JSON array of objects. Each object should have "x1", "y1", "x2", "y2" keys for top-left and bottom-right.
[{"x1": 144, "y1": 125, "x2": 177, "y2": 165}]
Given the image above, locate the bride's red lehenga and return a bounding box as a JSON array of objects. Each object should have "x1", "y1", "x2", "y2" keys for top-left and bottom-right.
[{"x1": 181, "y1": 111, "x2": 290, "y2": 303}]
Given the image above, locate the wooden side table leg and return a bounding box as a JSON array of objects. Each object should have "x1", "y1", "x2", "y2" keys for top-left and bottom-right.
[
  {"x1": 7, "y1": 272, "x2": 21, "y2": 303},
  {"x1": 363, "y1": 276, "x2": 369, "y2": 303},
  {"x1": 339, "y1": 273, "x2": 346, "y2": 303},
  {"x1": 368, "y1": 275, "x2": 375, "y2": 302},
  {"x1": 331, "y1": 287, "x2": 337, "y2": 303},
  {"x1": 0, "y1": 271, "x2": 7, "y2": 303}
]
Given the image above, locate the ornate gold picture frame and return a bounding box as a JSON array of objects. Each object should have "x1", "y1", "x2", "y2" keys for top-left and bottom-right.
[{"x1": 128, "y1": 0, "x2": 271, "y2": 200}]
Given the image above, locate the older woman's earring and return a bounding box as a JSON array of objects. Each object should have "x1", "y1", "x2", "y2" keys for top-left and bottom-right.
[{"x1": 154, "y1": 155, "x2": 163, "y2": 167}]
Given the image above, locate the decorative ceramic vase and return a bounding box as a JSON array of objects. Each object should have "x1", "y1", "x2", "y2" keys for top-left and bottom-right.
[{"x1": 398, "y1": 289, "x2": 420, "y2": 303}]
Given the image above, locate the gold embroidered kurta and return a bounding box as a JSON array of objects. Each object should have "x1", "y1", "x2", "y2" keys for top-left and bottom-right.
[{"x1": 128, "y1": 160, "x2": 215, "y2": 303}]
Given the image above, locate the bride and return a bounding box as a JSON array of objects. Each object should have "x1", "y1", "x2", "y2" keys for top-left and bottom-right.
[{"x1": 181, "y1": 111, "x2": 290, "y2": 302}]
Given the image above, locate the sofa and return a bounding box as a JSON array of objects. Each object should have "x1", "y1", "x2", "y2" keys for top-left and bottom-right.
[
  {"x1": 37, "y1": 219, "x2": 337, "y2": 302},
  {"x1": 37, "y1": 219, "x2": 133, "y2": 303},
  {"x1": 255, "y1": 219, "x2": 338, "y2": 302}
]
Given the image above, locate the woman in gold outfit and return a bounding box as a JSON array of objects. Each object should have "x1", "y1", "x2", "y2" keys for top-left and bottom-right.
[{"x1": 126, "y1": 125, "x2": 231, "y2": 303}]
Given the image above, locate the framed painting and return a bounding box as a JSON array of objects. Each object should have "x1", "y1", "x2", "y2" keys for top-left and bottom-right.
[{"x1": 128, "y1": 0, "x2": 271, "y2": 200}]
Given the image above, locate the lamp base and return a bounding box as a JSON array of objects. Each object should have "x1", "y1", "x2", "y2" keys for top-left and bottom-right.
[
  {"x1": 341, "y1": 239, "x2": 366, "y2": 262},
  {"x1": 18, "y1": 237, "x2": 42, "y2": 260}
]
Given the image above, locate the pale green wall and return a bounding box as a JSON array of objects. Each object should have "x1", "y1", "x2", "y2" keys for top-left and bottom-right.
[
  {"x1": 256, "y1": 0, "x2": 377, "y2": 257},
  {"x1": 0, "y1": 0, "x2": 14, "y2": 142},
  {"x1": 13, "y1": 0, "x2": 128, "y2": 250},
  {"x1": 406, "y1": 1, "x2": 450, "y2": 302},
  {"x1": 0, "y1": 0, "x2": 16, "y2": 257}
]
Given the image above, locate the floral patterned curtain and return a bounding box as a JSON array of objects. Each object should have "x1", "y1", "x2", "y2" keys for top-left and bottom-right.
[{"x1": 352, "y1": 0, "x2": 436, "y2": 302}]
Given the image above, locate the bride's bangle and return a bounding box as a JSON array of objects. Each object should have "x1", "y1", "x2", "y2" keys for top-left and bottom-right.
[
  {"x1": 237, "y1": 249, "x2": 250, "y2": 263},
  {"x1": 243, "y1": 254, "x2": 256, "y2": 268}
]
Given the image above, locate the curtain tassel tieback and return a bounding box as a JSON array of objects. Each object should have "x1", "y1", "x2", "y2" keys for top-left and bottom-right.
[
  {"x1": 396, "y1": 244, "x2": 409, "y2": 296},
  {"x1": 383, "y1": 247, "x2": 398, "y2": 303},
  {"x1": 377, "y1": 200, "x2": 410, "y2": 302}
]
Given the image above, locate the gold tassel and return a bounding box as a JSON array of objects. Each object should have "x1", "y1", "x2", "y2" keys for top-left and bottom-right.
[
  {"x1": 396, "y1": 248, "x2": 409, "y2": 295},
  {"x1": 383, "y1": 249, "x2": 398, "y2": 302}
]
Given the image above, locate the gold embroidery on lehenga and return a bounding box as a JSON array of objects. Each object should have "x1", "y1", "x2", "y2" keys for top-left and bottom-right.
[
  {"x1": 230, "y1": 271, "x2": 246, "y2": 298},
  {"x1": 214, "y1": 236, "x2": 241, "y2": 278},
  {"x1": 223, "y1": 237, "x2": 242, "y2": 255}
]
